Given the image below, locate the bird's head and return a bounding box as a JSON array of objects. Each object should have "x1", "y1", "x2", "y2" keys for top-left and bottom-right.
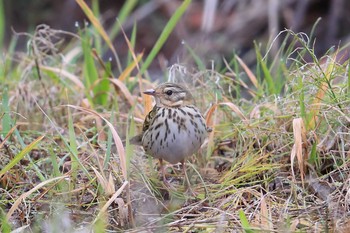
[{"x1": 143, "y1": 82, "x2": 193, "y2": 107}]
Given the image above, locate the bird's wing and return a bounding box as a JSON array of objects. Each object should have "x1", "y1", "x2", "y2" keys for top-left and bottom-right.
[{"x1": 142, "y1": 105, "x2": 158, "y2": 133}]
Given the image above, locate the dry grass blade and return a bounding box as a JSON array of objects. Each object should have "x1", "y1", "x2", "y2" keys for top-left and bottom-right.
[
  {"x1": 312, "y1": 103, "x2": 350, "y2": 122},
  {"x1": 206, "y1": 102, "x2": 247, "y2": 126},
  {"x1": 66, "y1": 105, "x2": 127, "y2": 180},
  {"x1": 127, "y1": 76, "x2": 153, "y2": 87},
  {"x1": 92, "y1": 181, "x2": 128, "y2": 224},
  {"x1": 219, "y1": 102, "x2": 248, "y2": 121},
  {"x1": 249, "y1": 103, "x2": 279, "y2": 119},
  {"x1": 6, "y1": 175, "x2": 68, "y2": 220},
  {"x1": 40, "y1": 65, "x2": 84, "y2": 89},
  {"x1": 259, "y1": 194, "x2": 273, "y2": 230},
  {"x1": 119, "y1": 21, "x2": 141, "y2": 72},
  {"x1": 290, "y1": 218, "x2": 313, "y2": 231},
  {"x1": 291, "y1": 118, "x2": 308, "y2": 186},
  {"x1": 0, "y1": 124, "x2": 17, "y2": 149},
  {"x1": 109, "y1": 78, "x2": 136, "y2": 106},
  {"x1": 205, "y1": 103, "x2": 217, "y2": 129},
  {"x1": 118, "y1": 53, "x2": 143, "y2": 82},
  {"x1": 91, "y1": 166, "x2": 115, "y2": 196},
  {"x1": 75, "y1": 0, "x2": 118, "y2": 62},
  {"x1": 235, "y1": 55, "x2": 258, "y2": 88},
  {"x1": 114, "y1": 198, "x2": 129, "y2": 227},
  {"x1": 308, "y1": 56, "x2": 335, "y2": 129},
  {"x1": 109, "y1": 78, "x2": 144, "y2": 119},
  {"x1": 223, "y1": 58, "x2": 257, "y2": 98}
]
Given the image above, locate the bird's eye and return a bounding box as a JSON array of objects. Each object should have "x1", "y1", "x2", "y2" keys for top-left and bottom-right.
[{"x1": 165, "y1": 90, "x2": 173, "y2": 95}]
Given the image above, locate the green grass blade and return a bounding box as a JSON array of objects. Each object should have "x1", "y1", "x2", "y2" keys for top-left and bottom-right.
[
  {"x1": 39, "y1": 103, "x2": 91, "y2": 180},
  {"x1": 94, "y1": 61, "x2": 111, "y2": 106},
  {"x1": 0, "y1": 208, "x2": 11, "y2": 233},
  {"x1": 76, "y1": 0, "x2": 122, "y2": 73},
  {"x1": 183, "y1": 42, "x2": 206, "y2": 71},
  {"x1": 1, "y1": 36, "x2": 18, "y2": 82},
  {"x1": 127, "y1": 22, "x2": 138, "y2": 67},
  {"x1": 141, "y1": 0, "x2": 191, "y2": 74},
  {"x1": 5, "y1": 96, "x2": 49, "y2": 182},
  {"x1": 238, "y1": 209, "x2": 254, "y2": 233},
  {"x1": 110, "y1": 0, "x2": 138, "y2": 41},
  {"x1": 91, "y1": 0, "x2": 102, "y2": 54},
  {"x1": 49, "y1": 148, "x2": 67, "y2": 192},
  {"x1": 0, "y1": 0, "x2": 4, "y2": 50},
  {"x1": 82, "y1": 37, "x2": 98, "y2": 87},
  {"x1": 308, "y1": 17, "x2": 321, "y2": 47},
  {"x1": 255, "y1": 42, "x2": 277, "y2": 95},
  {"x1": 91, "y1": 0, "x2": 100, "y2": 17},
  {"x1": 0, "y1": 135, "x2": 45, "y2": 177},
  {"x1": 1, "y1": 87, "x2": 11, "y2": 137},
  {"x1": 81, "y1": 35, "x2": 98, "y2": 107},
  {"x1": 308, "y1": 142, "x2": 317, "y2": 165},
  {"x1": 67, "y1": 106, "x2": 79, "y2": 179}
]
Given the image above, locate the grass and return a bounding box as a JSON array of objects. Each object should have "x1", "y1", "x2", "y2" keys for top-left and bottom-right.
[{"x1": 1, "y1": 2, "x2": 350, "y2": 233}]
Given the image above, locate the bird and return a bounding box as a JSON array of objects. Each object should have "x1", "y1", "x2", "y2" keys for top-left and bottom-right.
[{"x1": 131, "y1": 82, "x2": 211, "y2": 187}]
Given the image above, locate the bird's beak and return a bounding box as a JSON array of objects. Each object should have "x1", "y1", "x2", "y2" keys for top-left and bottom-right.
[{"x1": 143, "y1": 89, "x2": 156, "y2": 96}]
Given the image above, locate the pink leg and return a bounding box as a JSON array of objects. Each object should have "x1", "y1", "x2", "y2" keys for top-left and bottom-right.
[{"x1": 160, "y1": 158, "x2": 167, "y2": 183}]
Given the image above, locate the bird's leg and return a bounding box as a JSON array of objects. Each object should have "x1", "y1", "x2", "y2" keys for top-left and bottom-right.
[
  {"x1": 159, "y1": 158, "x2": 176, "y2": 190},
  {"x1": 181, "y1": 160, "x2": 192, "y2": 193},
  {"x1": 159, "y1": 158, "x2": 167, "y2": 183}
]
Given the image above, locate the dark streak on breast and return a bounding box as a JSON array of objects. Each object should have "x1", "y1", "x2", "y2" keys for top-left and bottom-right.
[
  {"x1": 154, "y1": 123, "x2": 162, "y2": 130},
  {"x1": 168, "y1": 108, "x2": 172, "y2": 118},
  {"x1": 179, "y1": 108, "x2": 186, "y2": 115}
]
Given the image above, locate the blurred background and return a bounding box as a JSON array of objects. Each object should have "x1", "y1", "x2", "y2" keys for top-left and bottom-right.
[{"x1": 3, "y1": 0, "x2": 350, "y2": 72}]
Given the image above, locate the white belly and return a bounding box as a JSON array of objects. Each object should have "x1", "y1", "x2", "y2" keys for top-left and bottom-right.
[{"x1": 142, "y1": 105, "x2": 207, "y2": 164}]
